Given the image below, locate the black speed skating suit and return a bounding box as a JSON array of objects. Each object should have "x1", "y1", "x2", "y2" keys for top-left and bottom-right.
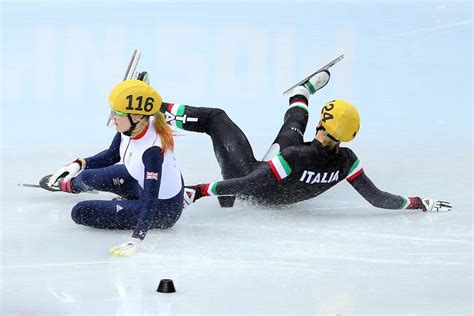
[{"x1": 161, "y1": 95, "x2": 418, "y2": 209}]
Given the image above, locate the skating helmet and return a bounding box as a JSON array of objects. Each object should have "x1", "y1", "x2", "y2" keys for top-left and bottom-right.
[
  {"x1": 108, "y1": 80, "x2": 162, "y2": 116},
  {"x1": 319, "y1": 99, "x2": 360, "y2": 142}
]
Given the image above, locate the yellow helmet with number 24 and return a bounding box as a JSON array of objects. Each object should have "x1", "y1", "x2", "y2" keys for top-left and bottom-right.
[
  {"x1": 320, "y1": 99, "x2": 360, "y2": 142},
  {"x1": 108, "y1": 80, "x2": 162, "y2": 116}
]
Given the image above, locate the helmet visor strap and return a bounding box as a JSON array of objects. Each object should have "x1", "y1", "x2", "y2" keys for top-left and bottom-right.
[{"x1": 122, "y1": 114, "x2": 140, "y2": 136}]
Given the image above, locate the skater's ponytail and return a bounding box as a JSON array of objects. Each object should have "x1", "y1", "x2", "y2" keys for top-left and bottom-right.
[{"x1": 154, "y1": 112, "x2": 174, "y2": 153}]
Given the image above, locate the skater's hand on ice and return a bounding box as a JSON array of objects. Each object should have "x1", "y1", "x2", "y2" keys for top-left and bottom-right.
[
  {"x1": 47, "y1": 159, "x2": 83, "y2": 187},
  {"x1": 109, "y1": 238, "x2": 141, "y2": 256},
  {"x1": 421, "y1": 198, "x2": 452, "y2": 212}
]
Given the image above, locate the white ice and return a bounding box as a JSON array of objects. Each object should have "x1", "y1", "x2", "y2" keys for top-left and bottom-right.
[{"x1": 2, "y1": 136, "x2": 472, "y2": 315}]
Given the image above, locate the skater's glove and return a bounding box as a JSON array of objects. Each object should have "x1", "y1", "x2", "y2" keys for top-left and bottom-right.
[
  {"x1": 421, "y1": 198, "x2": 452, "y2": 212},
  {"x1": 47, "y1": 159, "x2": 84, "y2": 187},
  {"x1": 109, "y1": 238, "x2": 142, "y2": 256}
]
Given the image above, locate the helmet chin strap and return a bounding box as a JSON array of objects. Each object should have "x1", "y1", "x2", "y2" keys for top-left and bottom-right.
[
  {"x1": 316, "y1": 124, "x2": 340, "y2": 143},
  {"x1": 123, "y1": 114, "x2": 142, "y2": 137}
]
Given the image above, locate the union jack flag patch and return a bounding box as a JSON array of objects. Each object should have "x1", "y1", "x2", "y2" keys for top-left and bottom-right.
[{"x1": 146, "y1": 172, "x2": 159, "y2": 180}]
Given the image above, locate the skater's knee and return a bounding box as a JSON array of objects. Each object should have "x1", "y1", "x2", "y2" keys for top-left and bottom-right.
[
  {"x1": 153, "y1": 209, "x2": 182, "y2": 229},
  {"x1": 71, "y1": 202, "x2": 87, "y2": 225},
  {"x1": 207, "y1": 108, "x2": 233, "y2": 133},
  {"x1": 209, "y1": 108, "x2": 228, "y2": 120},
  {"x1": 157, "y1": 222, "x2": 175, "y2": 229},
  {"x1": 156, "y1": 216, "x2": 179, "y2": 229}
]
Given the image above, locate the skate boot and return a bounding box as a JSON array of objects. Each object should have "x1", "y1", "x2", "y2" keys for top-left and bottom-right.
[
  {"x1": 305, "y1": 69, "x2": 330, "y2": 94},
  {"x1": 291, "y1": 70, "x2": 331, "y2": 98},
  {"x1": 183, "y1": 185, "x2": 202, "y2": 208},
  {"x1": 183, "y1": 185, "x2": 235, "y2": 208},
  {"x1": 39, "y1": 174, "x2": 61, "y2": 192},
  {"x1": 136, "y1": 71, "x2": 149, "y2": 84},
  {"x1": 283, "y1": 54, "x2": 343, "y2": 95},
  {"x1": 39, "y1": 174, "x2": 80, "y2": 194}
]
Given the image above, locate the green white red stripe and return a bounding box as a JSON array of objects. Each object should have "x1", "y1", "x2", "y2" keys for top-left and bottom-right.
[
  {"x1": 268, "y1": 153, "x2": 292, "y2": 181},
  {"x1": 203, "y1": 182, "x2": 219, "y2": 196},
  {"x1": 166, "y1": 103, "x2": 186, "y2": 129},
  {"x1": 346, "y1": 159, "x2": 364, "y2": 182},
  {"x1": 398, "y1": 196, "x2": 410, "y2": 209},
  {"x1": 289, "y1": 101, "x2": 308, "y2": 111}
]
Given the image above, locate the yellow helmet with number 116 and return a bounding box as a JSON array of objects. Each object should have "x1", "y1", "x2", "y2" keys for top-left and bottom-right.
[
  {"x1": 108, "y1": 80, "x2": 162, "y2": 116},
  {"x1": 320, "y1": 99, "x2": 360, "y2": 142}
]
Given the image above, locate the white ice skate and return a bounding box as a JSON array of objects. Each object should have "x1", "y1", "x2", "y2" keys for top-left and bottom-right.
[
  {"x1": 289, "y1": 70, "x2": 331, "y2": 100},
  {"x1": 183, "y1": 187, "x2": 197, "y2": 208},
  {"x1": 283, "y1": 54, "x2": 343, "y2": 95}
]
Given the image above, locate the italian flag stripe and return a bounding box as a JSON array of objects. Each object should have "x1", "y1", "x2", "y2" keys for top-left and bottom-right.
[
  {"x1": 168, "y1": 103, "x2": 185, "y2": 129},
  {"x1": 289, "y1": 102, "x2": 309, "y2": 112},
  {"x1": 210, "y1": 182, "x2": 218, "y2": 195},
  {"x1": 399, "y1": 196, "x2": 409, "y2": 209},
  {"x1": 203, "y1": 182, "x2": 218, "y2": 196},
  {"x1": 268, "y1": 153, "x2": 292, "y2": 181},
  {"x1": 168, "y1": 103, "x2": 180, "y2": 115},
  {"x1": 348, "y1": 159, "x2": 360, "y2": 174},
  {"x1": 347, "y1": 168, "x2": 364, "y2": 182},
  {"x1": 202, "y1": 183, "x2": 210, "y2": 196},
  {"x1": 176, "y1": 104, "x2": 185, "y2": 116},
  {"x1": 346, "y1": 159, "x2": 364, "y2": 182}
]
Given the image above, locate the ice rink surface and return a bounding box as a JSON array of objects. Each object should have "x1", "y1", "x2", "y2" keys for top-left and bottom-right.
[
  {"x1": 1, "y1": 1, "x2": 473, "y2": 315},
  {"x1": 2, "y1": 141, "x2": 472, "y2": 315}
]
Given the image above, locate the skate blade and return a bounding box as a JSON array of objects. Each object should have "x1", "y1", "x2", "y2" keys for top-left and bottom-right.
[{"x1": 283, "y1": 54, "x2": 344, "y2": 95}]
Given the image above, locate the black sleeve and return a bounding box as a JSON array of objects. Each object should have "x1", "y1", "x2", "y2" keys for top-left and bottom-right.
[
  {"x1": 84, "y1": 133, "x2": 121, "y2": 169},
  {"x1": 349, "y1": 171, "x2": 407, "y2": 209}
]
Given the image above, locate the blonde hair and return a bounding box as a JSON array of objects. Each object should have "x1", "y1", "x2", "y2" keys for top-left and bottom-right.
[{"x1": 154, "y1": 112, "x2": 174, "y2": 153}]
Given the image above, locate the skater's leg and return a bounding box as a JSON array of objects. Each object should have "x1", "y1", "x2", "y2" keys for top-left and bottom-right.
[
  {"x1": 261, "y1": 93, "x2": 310, "y2": 161},
  {"x1": 71, "y1": 189, "x2": 183, "y2": 230},
  {"x1": 262, "y1": 70, "x2": 330, "y2": 160},
  {"x1": 71, "y1": 199, "x2": 141, "y2": 229},
  {"x1": 162, "y1": 103, "x2": 258, "y2": 178},
  {"x1": 72, "y1": 165, "x2": 143, "y2": 199},
  {"x1": 162, "y1": 103, "x2": 257, "y2": 208}
]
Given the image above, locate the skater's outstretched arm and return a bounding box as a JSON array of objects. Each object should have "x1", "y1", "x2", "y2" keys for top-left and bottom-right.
[{"x1": 346, "y1": 161, "x2": 452, "y2": 212}]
